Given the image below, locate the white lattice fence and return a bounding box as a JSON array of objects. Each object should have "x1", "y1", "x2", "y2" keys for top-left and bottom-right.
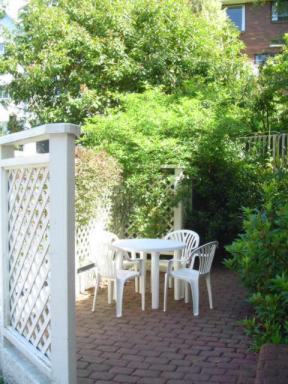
[
  {"x1": 0, "y1": 124, "x2": 80, "y2": 384},
  {"x1": 8, "y1": 166, "x2": 51, "y2": 360},
  {"x1": 75, "y1": 167, "x2": 185, "y2": 292}
]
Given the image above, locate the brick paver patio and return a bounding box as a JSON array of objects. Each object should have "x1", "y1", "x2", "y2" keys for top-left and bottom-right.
[{"x1": 76, "y1": 267, "x2": 257, "y2": 384}]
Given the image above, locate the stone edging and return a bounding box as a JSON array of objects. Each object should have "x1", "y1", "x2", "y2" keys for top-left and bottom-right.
[{"x1": 255, "y1": 344, "x2": 288, "y2": 384}]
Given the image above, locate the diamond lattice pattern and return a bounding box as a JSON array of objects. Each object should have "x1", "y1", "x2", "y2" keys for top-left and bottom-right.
[{"x1": 8, "y1": 166, "x2": 51, "y2": 359}]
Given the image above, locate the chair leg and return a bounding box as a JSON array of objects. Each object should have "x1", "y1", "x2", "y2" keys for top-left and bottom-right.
[
  {"x1": 92, "y1": 273, "x2": 100, "y2": 312},
  {"x1": 190, "y1": 279, "x2": 199, "y2": 316},
  {"x1": 168, "y1": 276, "x2": 173, "y2": 289},
  {"x1": 140, "y1": 275, "x2": 145, "y2": 311},
  {"x1": 163, "y1": 273, "x2": 169, "y2": 312},
  {"x1": 116, "y1": 279, "x2": 125, "y2": 318},
  {"x1": 132, "y1": 252, "x2": 139, "y2": 293},
  {"x1": 139, "y1": 252, "x2": 146, "y2": 294},
  {"x1": 184, "y1": 282, "x2": 190, "y2": 303},
  {"x1": 108, "y1": 280, "x2": 113, "y2": 304},
  {"x1": 113, "y1": 279, "x2": 116, "y2": 301},
  {"x1": 205, "y1": 274, "x2": 213, "y2": 309}
]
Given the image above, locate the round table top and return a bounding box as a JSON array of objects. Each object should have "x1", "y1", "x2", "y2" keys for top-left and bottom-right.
[{"x1": 112, "y1": 238, "x2": 186, "y2": 253}]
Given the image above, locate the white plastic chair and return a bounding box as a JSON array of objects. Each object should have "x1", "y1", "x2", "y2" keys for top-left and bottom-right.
[
  {"x1": 161, "y1": 230, "x2": 200, "y2": 288},
  {"x1": 163, "y1": 241, "x2": 218, "y2": 316},
  {"x1": 90, "y1": 231, "x2": 145, "y2": 317}
]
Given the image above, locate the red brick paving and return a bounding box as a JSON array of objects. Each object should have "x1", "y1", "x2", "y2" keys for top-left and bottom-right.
[{"x1": 76, "y1": 267, "x2": 257, "y2": 384}]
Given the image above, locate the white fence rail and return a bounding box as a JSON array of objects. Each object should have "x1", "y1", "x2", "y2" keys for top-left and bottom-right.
[
  {"x1": 0, "y1": 124, "x2": 80, "y2": 384},
  {"x1": 243, "y1": 133, "x2": 288, "y2": 160}
]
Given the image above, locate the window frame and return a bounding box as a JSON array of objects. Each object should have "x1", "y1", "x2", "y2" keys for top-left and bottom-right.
[
  {"x1": 254, "y1": 53, "x2": 274, "y2": 67},
  {"x1": 0, "y1": 43, "x2": 5, "y2": 55},
  {"x1": 0, "y1": 87, "x2": 9, "y2": 100},
  {"x1": 271, "y1": 1, "x2": 288, "y2": 22},
  {"x1": 226, "y1": 4, "x2": 246, "y2": 32}
]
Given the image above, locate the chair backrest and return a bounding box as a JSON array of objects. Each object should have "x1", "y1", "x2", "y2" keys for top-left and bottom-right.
[
  {"x1": 89, "y1": 230, "x2": 119, "y2": 279},
  {"x1": 189, "y1": 241, "x2": 218, "y2": 275},
  {"x1": 164, "y1": 229, "x2": 200, "y2": 260}
]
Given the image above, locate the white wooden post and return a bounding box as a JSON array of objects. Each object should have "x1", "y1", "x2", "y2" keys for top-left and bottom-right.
[
  {"x1": 0, "y1": 123, "x2": 80, "y2": 384},
  {"x1": 173, "y1": 167, "x2": 185, "y2": 300},
  {"x1": 49, "y1": 133, "x2": 77, "y2": 384},
  {"x1": 0, "y1": 145, "x2": 14, "y2": 340},
  {"x1": 173, "y1": 167, "x2": 184, "y2": 231}
]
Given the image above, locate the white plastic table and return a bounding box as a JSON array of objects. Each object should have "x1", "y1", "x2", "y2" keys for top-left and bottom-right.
[{"x1": 112, "y1": 238, "x2": 185, "y2": 309}]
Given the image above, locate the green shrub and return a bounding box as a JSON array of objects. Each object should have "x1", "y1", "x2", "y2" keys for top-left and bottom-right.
[
  {"x1": 189, "y1": 131, "x2": 265, "y2": 248},
  {"x1": 82, "y1": 88, "x2": 193, "y2": 237},
  {"x1": 0, "y1": 0, "x2": 245, "y2": 124},
  {"x1": 226, "y1": 170, "x2": 288, "y2": 291},
  {"x1": 75, "y1": 146, "x2": 122, "y2": 226},
  {"x1": 244, "y1": 274, "x2": 288, "y2": 350},
  {"x1": 82, "y1": 86, "x2": 263, "y2": 241},
  {"x1": 226, "y1": 169, "x2": 288, "y2": 348}
]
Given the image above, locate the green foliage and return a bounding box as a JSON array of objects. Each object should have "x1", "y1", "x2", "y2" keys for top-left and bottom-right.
[
  {"x1": 252, "y1": 34, "x2": 288, "y2": 133},
  {"x1": 243, "y1": 274, "x2": 288, "y2": 350},
  {"x1": 190, "y1": 134, "x2": 265, "y2": 247},
  {"x1": 82, "y1": 84, "x2": 261, "y2": 239},
  {"x1": 0, "y1": 0, "x2": 245, "y2": 124},
  {"x1": 82, "y1": 88, "x2": 190, "y2": 237},
  {"x1": 226, "y1": 170, "x2": 288, "y2": 291},
  {"x1": 226, "y1": 169, "x2": 288, "y2": 349},
  {"x1": 7, "y1": 114, "x2": 25, "y2": 133},
  {"x1": 75, "y1": 147, "x2": 122, "y2": 226}
]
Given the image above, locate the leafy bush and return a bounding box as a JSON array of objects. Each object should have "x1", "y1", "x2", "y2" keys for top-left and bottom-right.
[
  {"x1": 252, "y1": 34, "x2": 288, "y2": 133},
  {"x1": 82, "y1": 86, "x2": 262, "y2": 240},
  {"x1": 244, "y1": 274, "x2": 288, "y2": 350},
  {"x1": 189, "y1": 131, "x2": 265, "y2": 248},
  {"x1": 75, "y1": 146, "x2": 122, "y2": 226},
  {"x1": 82, "y1": 88, "x2": 192, "y2": 237},
  {"x1": 226, "y1": 169, "x2": 288, "y2": 348},
  {"x1": 226, "y1": 170, "x2": 288, "y2": 291},
  {"x1": 0, "y1": 0, "x2": 246, "y2": 124}
]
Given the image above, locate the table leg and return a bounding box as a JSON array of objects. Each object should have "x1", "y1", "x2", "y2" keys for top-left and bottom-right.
[
  {"x1": 174, "y1": 249, "x2": 184, "y2": 300},
  {"x1": 139, "y1": 252, "x2": 146, "y2": 294},
  {"x1": 131, "y1": 251, "x2": 139, "y2": 292},
  {"x1": 114, "y1": 251, "x2": 123, "y2": 301},
  {"x1": 151, "y1": 251, "x2": 160, "y2": 309}
]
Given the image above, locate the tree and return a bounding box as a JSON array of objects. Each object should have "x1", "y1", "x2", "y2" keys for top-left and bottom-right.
[
  {"x1": 0, "y1": 0, "x2": 246, "y2": 124},
  {"x1": 253, "y1": 34, "x2": 288, "y2": 133}
]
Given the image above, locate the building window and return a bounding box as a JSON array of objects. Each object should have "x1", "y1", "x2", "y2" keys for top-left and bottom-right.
[
  {"x1": 0, "y1": 43, "x2": 5, "y2": 55},
  {"x1": 270, "y1": 35, "x2": 285, "y2": 47},
  {"x1": 0, "y1": 87, "x2": 9, "y2": 100},
  {"x1": 255, "y1": 53, "x2": 274, "y2": 67},
  {"x1": 226, "y1": 5, "x2": 245, "y2": 31},
  {"x1": 272, "y1": 1, "x2": 288, "y2": 22}
]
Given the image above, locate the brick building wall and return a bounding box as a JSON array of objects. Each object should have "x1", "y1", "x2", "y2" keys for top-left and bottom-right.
[{"x1": 242, "y1": 1, "x2": 288, "y2": 59}]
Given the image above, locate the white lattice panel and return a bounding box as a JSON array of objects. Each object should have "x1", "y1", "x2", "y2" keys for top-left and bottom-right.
[
  {"x1": 7, "y1": 166, "x2": 51, "y2": 360},
  {"x1": 76, "y1": 220, "x2": 96, "y2": 267},
  {"x1": 76, "y1": 191, "x2": 113, "y2": 267}
]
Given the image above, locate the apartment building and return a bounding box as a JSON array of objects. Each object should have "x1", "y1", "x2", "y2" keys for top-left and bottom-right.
[{"x1": 223, "y1": 0, "x2": 288, "y2": 65}]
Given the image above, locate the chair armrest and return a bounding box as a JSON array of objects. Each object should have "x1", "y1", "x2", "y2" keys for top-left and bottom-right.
[
  {"x1": 190, "y1": 254, "x2": 198, "y2": 269},
  {"x1": 77, "y1": 262, "x2": 95, "y2": 274},
  {"x1": 128, "y1": 258, "x2": 141, "y2": 264},
  {"x1": 168, "y1": 257, "x2": 191, "y2": 274},
  {"x1": 127, "y1": 258, "x2": 145, "y2": 275}
]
